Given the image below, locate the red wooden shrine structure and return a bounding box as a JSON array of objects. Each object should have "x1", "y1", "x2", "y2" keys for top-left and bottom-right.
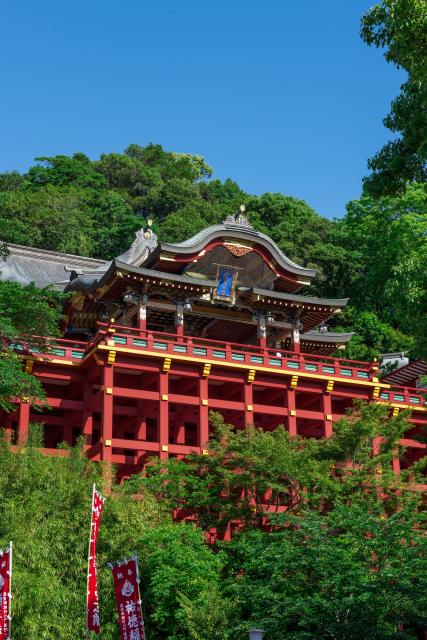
[{"x1": 1, "y1": 212, "x2": 426, "y2": 483}]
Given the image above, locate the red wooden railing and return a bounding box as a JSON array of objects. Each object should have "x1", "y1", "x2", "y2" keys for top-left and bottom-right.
[{"x1": 17, "y1": 324, "x2": 426, "y2": 408}]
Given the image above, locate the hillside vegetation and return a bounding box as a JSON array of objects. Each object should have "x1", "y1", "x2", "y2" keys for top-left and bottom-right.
[{"x1": 0, "y1": 406, "x2": 426, "y2": 640}]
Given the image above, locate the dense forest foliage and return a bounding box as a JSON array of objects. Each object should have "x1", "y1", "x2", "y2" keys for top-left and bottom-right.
[{"x1": 0, "y1": 406, "x2": 426, "y2": 640}]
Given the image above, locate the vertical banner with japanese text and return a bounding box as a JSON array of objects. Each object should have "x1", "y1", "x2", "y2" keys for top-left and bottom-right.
[
  {"x1": 0, "y1": 543, "x2": 11, "y2": 640},
  {"x1": 87, "y1": 485, "x2": 105, "y2": 634},
  {"x1": 110, "y1": 555, "x2": 145, "y2": 640}
]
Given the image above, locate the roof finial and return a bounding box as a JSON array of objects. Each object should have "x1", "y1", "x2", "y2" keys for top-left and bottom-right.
[{"x1": 223, "y1": 204, "x2": 253, "y2": 230}]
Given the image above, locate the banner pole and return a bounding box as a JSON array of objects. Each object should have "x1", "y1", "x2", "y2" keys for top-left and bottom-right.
[
  {"x1": 86, "y1": 484, "x2": 95, "y2": 638},
  {"x1": 134, "y1": 551, "x2": 146, "y2": 640},
  {"x1": 8, "y1": 541, "x2": 12, "y2": 640}
]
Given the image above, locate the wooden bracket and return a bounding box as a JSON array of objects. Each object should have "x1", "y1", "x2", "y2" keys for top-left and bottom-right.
[
  {"x1": 107, "y1": 350, "x2": 116, "y2": 365},
  {"x1": 247, "y1": 369, "x2": 256, "y2": 383},
  {"x1": 290, "y1": 375, "x2": 298, "y2": 389}
]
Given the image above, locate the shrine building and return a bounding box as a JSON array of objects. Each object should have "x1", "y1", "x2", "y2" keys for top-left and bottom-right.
[{"x1": 1, "y1": 211, "x2": 426, "y2": 481}]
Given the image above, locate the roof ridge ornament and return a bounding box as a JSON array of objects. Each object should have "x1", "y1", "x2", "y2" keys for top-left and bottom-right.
[
  {"x1": 223, "y1": 205, "x2": 254, "y2": 231},
  {"x1": 116, "y1": 218, "x2": 158, "y2": 266}
]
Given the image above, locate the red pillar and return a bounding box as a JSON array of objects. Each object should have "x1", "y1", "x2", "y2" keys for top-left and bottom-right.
[
  {"x1": 392, "y1": 454, "x2": 401, "y2": 475},
  {"x1": 244, "y1": 382, "x2": 254, "y2": 427},
  {"x1": 63, "y1": 420, "x2": 73, "y2": 446},
  {"x1": 199, "y1": 377, "x2": 209, "y2": 449},
  {"x1": 175, "y1": 407, "x2": 186, "y2": 445},
  {"x1": 101, "y1": 365, "x2": 113, "y2": 462},
  {"x1": 257, "y1": 316, "x2": 267, "y2": 351},
  {"x1": 322, "y1": 391, "x2": 333, "y2": 438},
  {"x1": 137, "y1": 401, "x2": 147, "y2": 441},
  {"x1": 82, "y1": 382, "x2": 94, "y2": 445},
  {"x1": 290, "y1": 328, "x2": 301, "y2": 354},
  {"x1": 175, "y1": 305, "x2": 184, "y2": 340},
  {"x1": 137, "y1": 304, "x2": 147, "y2": 332},
  {"x1": 287, "y1": 387, "x2": 297, "y2": 436},
  {"x1": 159, "y1": 372, "x2": 169, "y2": 459},
  {"x1": 18, "y1": 399, "x2": 30, "y2": 444}
]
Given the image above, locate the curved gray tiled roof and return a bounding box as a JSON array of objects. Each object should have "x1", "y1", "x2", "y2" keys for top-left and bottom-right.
[
  {"x1": 167, "y1": 218, "x2": 316, "y2": 278},
  {"x1": 0, "y1": 243, "x2": 107, "y2": 291},
  {"x1": 3, "y1": 216, "x2": 317, "y2": 294}
]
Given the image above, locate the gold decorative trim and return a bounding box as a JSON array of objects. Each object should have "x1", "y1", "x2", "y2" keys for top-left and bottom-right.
[
  {"x1": 290, "y1": 375, "x2": 298, "y2": 389},
  {"x1": 224, "y1": 243, "x2": 253, "y2": 257},
  {"x1": 247, "y1": 369, "x2": 256, "y2": 383}
]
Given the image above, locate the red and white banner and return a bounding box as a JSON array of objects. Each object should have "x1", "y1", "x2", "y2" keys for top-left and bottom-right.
[
  {"x1": 86, "y1": 485, "x2": 105, "y2": 634},
  {"x1": 110, "y1": 555, "x2": 145, "y2": 640},
  {"x1": 0, "y1": 543, "x2": 11, "y2": 640}
]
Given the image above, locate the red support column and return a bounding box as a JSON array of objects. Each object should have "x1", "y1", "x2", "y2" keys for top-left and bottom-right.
[
  {"x1": 244, "y1": 382, "x2": 254, "y2": 427},
  {"x1": 137, "y1": 401, "x2": 147, "y2": 441},
  {"x1": 287, "y1": 387, "x2": 297, "y2": 436},
  {"x1": 175, "y1": 305, "x2": 184, "y2": 340},
  {"x1": 392, "y1": 454, "x2": 401, "y2": 475},
  {"x1": 18, "y1": 398, "x2": 30, "y2": 445},
  {"x1": 257, "y1": 316, "x2": 267, "y2": 351},
  {"x1": 199, "y1": 377, "x2": 209, "y2": 450},
  {"x1": 175, "y1": 408, "x2": 186, "y2": 445},
  {"x1": 290, "y1": 327, "x2": 301, "y2": 354},
  {"x1": 137, "y1": 304, "x2": 147, "y2": 332},
  {"x1": 63, "y1": 420, "x2": 73, "y2": 446},
  {"x1": 322, "y1": 390, "x2": 333, "y2": 438},
  {"x1": 159, "y1": 372, "x2": 169, "y2": 459},
  {"x1": 101, "y1": 365, "x2": 113, "y2": 463},
  {"x1": 82, "y1": 382, "x2": 94, "y2": 445}
]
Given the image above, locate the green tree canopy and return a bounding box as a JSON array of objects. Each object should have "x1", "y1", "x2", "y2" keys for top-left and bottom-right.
[
  {"x1": 360, "y1": 0, "x2": 427, "y2": 195},
  {"x1": 0, "y1": 405, "x2": 426, "y2": 639},
  {"x1": 0, "y1": 278, "x2": 64, "y2": 410}
]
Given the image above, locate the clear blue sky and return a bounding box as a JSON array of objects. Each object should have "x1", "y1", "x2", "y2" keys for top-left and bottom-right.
[{"x1": 0, "y1": 1, "x2": 405, "y2": 219}]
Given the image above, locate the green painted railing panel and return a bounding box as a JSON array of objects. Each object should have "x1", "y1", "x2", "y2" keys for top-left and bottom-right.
[
  {"x1": 132, "y1": 339, "x2": 147, "y2": 347},
  {"x1": 231, "y1": 353, "x2": 245, "y2": 361},
  {"x1": 287, "y1": 361, "x2": 300, "y2": 369}
]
